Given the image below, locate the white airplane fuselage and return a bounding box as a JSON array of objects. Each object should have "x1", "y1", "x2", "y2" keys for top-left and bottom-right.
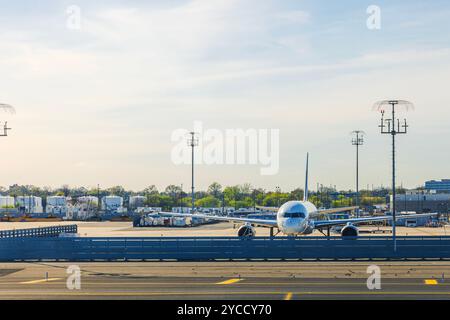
[{"x1": 276, "y1": 200, "x2": 318, "y2": 235}]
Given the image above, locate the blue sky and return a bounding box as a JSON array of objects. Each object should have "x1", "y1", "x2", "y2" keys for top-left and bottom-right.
[{"x1": 0, "y1": 0, "x2": 449, "y2": 191}]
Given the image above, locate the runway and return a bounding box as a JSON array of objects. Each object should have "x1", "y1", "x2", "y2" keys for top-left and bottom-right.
[{"x1": 1, "y1": 261, "x2": 450, "y2": 299}]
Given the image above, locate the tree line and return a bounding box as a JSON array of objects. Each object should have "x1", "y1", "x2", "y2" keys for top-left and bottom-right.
[{"x1": 1, "y1": 183, "x2": 389, "y2": 210}]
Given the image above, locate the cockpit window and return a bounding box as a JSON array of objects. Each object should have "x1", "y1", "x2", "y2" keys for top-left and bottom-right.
[{"x1": 282, "y1": 211, "x2": 306, "y2": 218}]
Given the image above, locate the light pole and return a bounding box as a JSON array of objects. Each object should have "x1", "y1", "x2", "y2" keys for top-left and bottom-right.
[
  {"x1": 374, "y1": 100, "x2": 412, "y2": 252},
  {"x1": 276, "y1": 186, "x2": 281, "y2": 207},
  {"x1": 351, "y1": 130, "x2": 365, "y2": 218},
  {"x1": 187, "y1": 132, "x2": 198, "y2": 212},
  {"x1": 0, "y1": 104, "x2": 14, "y2": 137}
]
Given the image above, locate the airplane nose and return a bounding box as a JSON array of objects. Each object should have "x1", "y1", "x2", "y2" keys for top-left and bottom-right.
[{"x1": 282, "y1": 218, "x2": 304, "y2": 232}]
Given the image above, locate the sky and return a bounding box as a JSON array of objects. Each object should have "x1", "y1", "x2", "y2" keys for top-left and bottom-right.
[{"x1": 0, "y1": 0, "x2": 449, "y2": 192}]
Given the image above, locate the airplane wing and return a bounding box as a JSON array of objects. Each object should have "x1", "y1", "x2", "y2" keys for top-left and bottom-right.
[
  {"x1": 314, "y1": 213, "x2": 438, "y2": 229},
  {"x1": 317, "y1": 206, "x2": 358, "y2": 215},
  {"x1": 256, "y1": 205, "x2": 359, "y2": 215},
  {"x1": 255, "y1": 205, "x2": 278, "y2": 212},
  {"x1": 158, "y1": 211, "x2": 278, "y2": 228}
]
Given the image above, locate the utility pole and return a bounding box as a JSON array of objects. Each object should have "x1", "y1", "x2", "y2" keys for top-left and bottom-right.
[
  {"x1": 375, "y1": 100, "x2": 412, "y2": 252},
  {"x1": 351, "y1": 130, "x2": 365, "y2": 218},
  {"x1": 187, "y1": 132, "x2": 198, "y2": 212}
]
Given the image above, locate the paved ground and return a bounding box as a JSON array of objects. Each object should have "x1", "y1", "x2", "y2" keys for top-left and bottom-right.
[
  {"x1": 0, "y1": 221, "x2": 449, "y2": 237},
  {"x1": 1, "y1": 261, "x2": 450, "y2": 299}
]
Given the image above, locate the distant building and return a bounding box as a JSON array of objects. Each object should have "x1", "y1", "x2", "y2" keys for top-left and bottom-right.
[
  {"x1": 46, "y1": 196, "x2": 68, "y2": 217},
  {"x1": 0, "y1": 196, "x2": 15, "y2": 208},
  {"x1": 67, "y1": 203, "x2": 97, "y2": 220},
  {"x1": 101, "y1": 196, "x2": 124, "y2": 214},
  {"x1": 425, "y1": 179, "x2": 450, "y2": 192},
  {"x1": 393, "y1": 192, "x2": 450, "y2": 214},
  {"x1": 16, "y1": 196, "x2": 43, "y2": 214},
  {"x1": 0, "y1": 196, "x2": 18, "y2": 217},
  {"x1": 78, "y1": 196, "x2": 99, "y2": 206},
  {"x1": 66, "y1": 196, "x2": 99, "y2": 220},
  {"x1": 129, "y1": 196, "x2": 146, "y2": 209},
  {"x1": 387, "y1": 212, "x2": 438, "y2": 227}
]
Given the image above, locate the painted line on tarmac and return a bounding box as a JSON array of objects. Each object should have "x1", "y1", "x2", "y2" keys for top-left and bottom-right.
[
  {"x1": 20, "y1": 278, "x2": 62, "y2": 284},
  {"x1": 216, "y1": 278, "x2": 243, "y2": 285},
  {"x1": 284, "y1": 292, "x2": 293, "y2": 300},
  {"x1": 1, "y1": 291, "x2": 450, "y2": 297},
  {"x1": 4, "y1": 280, "x2": 446, "y2": 287}
]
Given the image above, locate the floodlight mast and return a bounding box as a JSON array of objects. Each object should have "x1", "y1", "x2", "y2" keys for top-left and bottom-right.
[
  {"x1": 187, "y1": 132, "x2": 199, "y2": 212},
  {"x1": 0, "y1": 121, "x2": 11, "y2": 136},
  {"x1": 351, "y1": 130, "x2": 365, "y2": 218},
  {"x1": 376, "y1": 100, "x2": 410, "y2": 252},
  {"x1": 0, "y1": 103, "x2": 14, "y2": 137}
]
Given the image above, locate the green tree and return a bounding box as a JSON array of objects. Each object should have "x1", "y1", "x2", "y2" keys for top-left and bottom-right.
[
  {"x1": 289, "y1": 188, "x2": 304, "y2": 201},
  {"x1": 107, "y1": 186, "x2": 126, "y2": 197},
  {"x1": 195, "y1": 195, "x2": 220, "y2": 208},
  {"x1": 142, "y1": 185, "x2": 159, "y2": 195},
  {"x1": 207, "y1": 182, "x2": 222, "y2": 198},
  {"x1": 223, "y1": 186, "x2": 240, "y2": 207}
]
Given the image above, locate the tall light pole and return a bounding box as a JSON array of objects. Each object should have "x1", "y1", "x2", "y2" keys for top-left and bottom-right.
[
  {"x1": 374, "y1": 100, "x2": 412, "y2": 252},
  {"x1": 187, "y1": 132, "x2": 198, "y2": 212},
  {"x1": 180, "y1": 183, "x2": 183, "y2": 208},
  {"x1": 275, "y1": 186, "x2": 281, "y2": 207},
  {"x1": 351, "y1": 130, "x2": 365, "y2": 218},
  {"x1": 0, "y1": 104, "x2": 14, "y2": 137}
]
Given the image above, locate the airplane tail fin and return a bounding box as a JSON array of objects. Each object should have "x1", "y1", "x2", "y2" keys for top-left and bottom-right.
[{"x1": 304, "y1": 152, "x2": 309, "y2": 202}]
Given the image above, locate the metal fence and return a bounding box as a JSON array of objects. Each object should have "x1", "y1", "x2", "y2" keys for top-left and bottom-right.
[
  {"x1": 0, "y1": 225, "x2": 77, "y2": 239},
  {"x1": 2, "y1": 235, "x2": 450, "y2": 261}
]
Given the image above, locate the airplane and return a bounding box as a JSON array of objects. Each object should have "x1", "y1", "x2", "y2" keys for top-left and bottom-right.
[{"x1": 160, "y1": 153, "x2": 438, "y2": 238}]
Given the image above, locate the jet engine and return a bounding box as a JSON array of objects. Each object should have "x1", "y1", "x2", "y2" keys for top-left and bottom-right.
[
  {"x1": 238, "y1": 224, "x2": 256, "y2": 238},
  {"x1": 341, "y1": 224, "x2": 359, "y2": 237}
]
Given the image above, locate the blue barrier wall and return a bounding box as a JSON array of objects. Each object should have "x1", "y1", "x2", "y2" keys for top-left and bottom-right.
[{"x1": 2, "y1": 236, "x2": 450, "y2": 261}]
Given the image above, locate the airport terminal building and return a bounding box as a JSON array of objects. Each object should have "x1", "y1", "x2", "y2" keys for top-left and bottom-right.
[{"x1": 394, "y1": 192, "x2": 450, "y2": 214}]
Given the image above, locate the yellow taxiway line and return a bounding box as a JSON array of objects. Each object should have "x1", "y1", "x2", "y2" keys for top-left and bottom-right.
[
  {"x1": 284, "y1": 292, "x2": 293, "y2": 300},
  {"x1": 0, "y1": 291, "x2": 450, "y2": 297},
  {"x1": 216, "y1": 278, "x2": 243, "y2": 285},
  {"x1": 3, "y1": 280, "x2": 446, "y2": 286},
  {"x1": 20, "y1": 278, "x2": 62, "y2": 284}
]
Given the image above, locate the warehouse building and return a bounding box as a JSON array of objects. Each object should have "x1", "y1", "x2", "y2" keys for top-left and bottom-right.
[{"x1": 394, "y1": 192, "x2": 450, "y2": 214}]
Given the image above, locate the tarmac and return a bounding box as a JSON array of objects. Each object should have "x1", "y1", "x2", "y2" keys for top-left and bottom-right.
[
  {"x1": 1, "y1": 261, "x2": 450, "y2": 299},
  {"x1": 0, "y1": 221, "x2": 449, "y2": 237},
  {"x1": 1, "y1": 221, "x2": 450, "y2": 299}
]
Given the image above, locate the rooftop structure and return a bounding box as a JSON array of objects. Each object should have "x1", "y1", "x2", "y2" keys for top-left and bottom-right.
[{"x1": 425, "y1": 179, "x2": 450, "y2": 192}]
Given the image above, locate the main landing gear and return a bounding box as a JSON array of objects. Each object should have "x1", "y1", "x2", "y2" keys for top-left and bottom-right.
[
  {"x1": 318, "y1": 227, "x2": 331, "y2": 237},
  {"x1": 269, "y1": 227, "x2": 281, "y2": 238}
]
